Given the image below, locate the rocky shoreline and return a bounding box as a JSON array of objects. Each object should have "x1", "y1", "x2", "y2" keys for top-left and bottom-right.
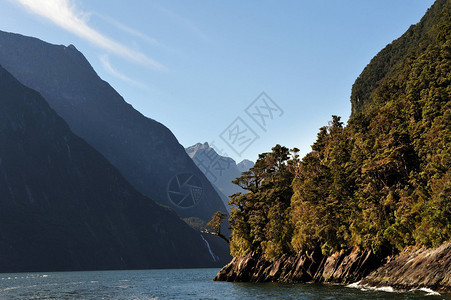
[
  {"x1": 359, "y1": 243, "x2": 451, "y2": 292},
  {"x1": 214, "y1": 243, "x2": 451, "y2": 292}
]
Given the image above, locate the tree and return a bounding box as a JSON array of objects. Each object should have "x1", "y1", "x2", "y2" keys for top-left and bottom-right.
[
  {"x1": 229, "y1": 145, "x2": 296, "y2": 260},
  {"x1": 203, "y1": 211, "x2": 229, "y2": 244}
]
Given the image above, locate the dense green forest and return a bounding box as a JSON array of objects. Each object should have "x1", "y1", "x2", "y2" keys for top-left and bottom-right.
[{"x1": 222, "y1": 0, "x2": 450, "y2": 261}]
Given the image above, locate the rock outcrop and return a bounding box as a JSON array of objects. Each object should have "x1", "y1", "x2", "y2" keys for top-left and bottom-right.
[
  {"x1": 314, "y1": 247, "x2": 382, "y2": 283},
  {"x1": 359, "y1": 243, "x2": 451, "y2": 292},
  {"x1": 214, "y1": 244, "x2": 451, "y2": 292},
  {"x1": 214, "y1": 247, "x2": 380, "y2": 283}
]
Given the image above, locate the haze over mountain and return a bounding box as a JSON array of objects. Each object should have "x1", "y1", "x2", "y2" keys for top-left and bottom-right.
[
  {"x1": 237, "y1": 159, "x2": 255, "y2": 173},
  {"x1": 186, "y1": 142, "x2": 254, "y2": 211},
  {"x1": 0, "y1": 30, "x2": 227, "y2": 225},
  {"x1": 0, "y1": 64, "x2": 228, "y2": 272}
]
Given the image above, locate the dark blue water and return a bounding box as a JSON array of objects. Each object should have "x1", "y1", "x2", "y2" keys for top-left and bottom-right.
[{"x1": 0, "y1": 268, "x2": 447, "y2": 299}]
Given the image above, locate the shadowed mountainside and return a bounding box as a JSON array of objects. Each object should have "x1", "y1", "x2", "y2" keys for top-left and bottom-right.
[
  {"x1": 0, "y1": 31, "x2": 227, "y2": 225},
  {"x1": 0, "y1": 64, "x2": 228, "y2": 272}
]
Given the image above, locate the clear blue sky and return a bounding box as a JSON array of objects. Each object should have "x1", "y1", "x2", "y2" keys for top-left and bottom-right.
[{"x1": 0, "y1": 0, "x2": 435, "y2": 162}]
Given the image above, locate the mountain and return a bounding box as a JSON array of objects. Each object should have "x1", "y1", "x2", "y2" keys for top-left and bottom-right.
[
  {"x1": 0, "y1": 31, "x2": 227, "y2": 225},
  {"x1": 0, "y1": 64, "x2": 228, "y2": 272},
  {"x1": 350, "y1": 0, "x2": 449, "y2": 115},
  {"x1": 215, "y1": 0, "x2": 450, "y2": 288},
  {"x1": 186, "y1": 142, "x2": 254, "y2": 211},
  {"x1": 237, "y1": 159, "x2": 255, "y2": 173}
]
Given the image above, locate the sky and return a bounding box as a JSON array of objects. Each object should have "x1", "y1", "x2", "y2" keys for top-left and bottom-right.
[{"x1": 0, "y1": 0, "x2": 435, "y2": 163}]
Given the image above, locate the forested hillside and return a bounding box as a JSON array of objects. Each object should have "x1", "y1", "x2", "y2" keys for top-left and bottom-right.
[
  {"x1": 226, "y1": 0, "x2": 450, "y2": 261},
  {"x1": 351, "y1": 0, "x2": 449, "y2": 115}
]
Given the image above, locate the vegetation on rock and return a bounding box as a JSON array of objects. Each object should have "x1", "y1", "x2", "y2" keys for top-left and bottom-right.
[{"x1": 224, "y1": 0, "x2": 450, "y2": 262}]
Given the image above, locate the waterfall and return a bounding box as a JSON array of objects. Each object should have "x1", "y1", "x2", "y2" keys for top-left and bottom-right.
[{"x1": 200, "y1": 234, "x2": 219, "y2": 262}]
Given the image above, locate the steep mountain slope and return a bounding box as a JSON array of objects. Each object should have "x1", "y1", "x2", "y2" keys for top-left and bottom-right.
[
  {"x1": 186, "y1": 142, "x2": 254, "y2": 211},
  {"x1": 214, "y1": 0, "x2": 450, "y2": 290},
  {"x1": 351, "y1": 0, "x2": 449, "y2": 115},
  {"x1": 217, "y1": 0, "x2": 449, "y2": 284},
  {"x1": 0, "y1": 64, "x2": 226, "y2": 272},
  {"x1": 0, "y1": 31, "x2": 227, "y2": 223}
]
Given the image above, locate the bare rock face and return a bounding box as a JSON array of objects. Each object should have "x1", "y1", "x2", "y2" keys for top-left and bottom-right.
[
  {"x1": 214, "y1": 253, "x2": 259, "y2": 282},
  {"x1": 314, "y1": 247, "x2": 381, "y2": 283},
  {"x1": 214, "y1": 247, "x2": 379, "y2": 283},
  {"x1": 359, "y1": 243, "x2": 451, "y2": 292},
  {"x1": 215, "y1": 244, "x2": 451, "y2": 292}
]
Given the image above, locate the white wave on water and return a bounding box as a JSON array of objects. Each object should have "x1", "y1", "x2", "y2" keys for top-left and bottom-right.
[
  {"x1": 367, "y1": 286, "x2": 396, "y2": 293},
  {"x1": 346, "y1": 281, "x2": 361, "y2": 289},
  {"x1": 2, "y1": 274, "x2": 49, "y2": 280},
  {"x1": 347, "y1": 281, "x2": 442, "y2": 296},
  {"x1": 418, "y1": 288, "x2": 441, "y2": 296},
  {"x1": 2, "y1": 286, "x2": 21, "y2": 291},
  {"x1": 346, "y1": 281, "x2": 397, "y2": 293},
  {"x1": 115, "y1": 285, "x2": 131, "y2": 289}
]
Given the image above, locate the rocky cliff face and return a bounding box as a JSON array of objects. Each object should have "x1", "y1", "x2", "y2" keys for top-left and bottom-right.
[
  {"x1": 214, "y1": 244, "x2": 451, "y2": 292},
  {"x1": 0, "y1": 64, "x2": 227, "y2": 272},
  {"x1": 0, "y1": 31, "x2": 227, "y2": 225},
  {"x1": 359, "y1": 243, "x2": 451, "y2": 292},
  {"x1": 214, "y1": 247, "x2": 381, "y2": 284}
]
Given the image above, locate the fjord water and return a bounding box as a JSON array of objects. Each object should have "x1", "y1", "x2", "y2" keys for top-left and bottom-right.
[{"x1": 0, "y1": 269, "x2": 443, "y2": 299}]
